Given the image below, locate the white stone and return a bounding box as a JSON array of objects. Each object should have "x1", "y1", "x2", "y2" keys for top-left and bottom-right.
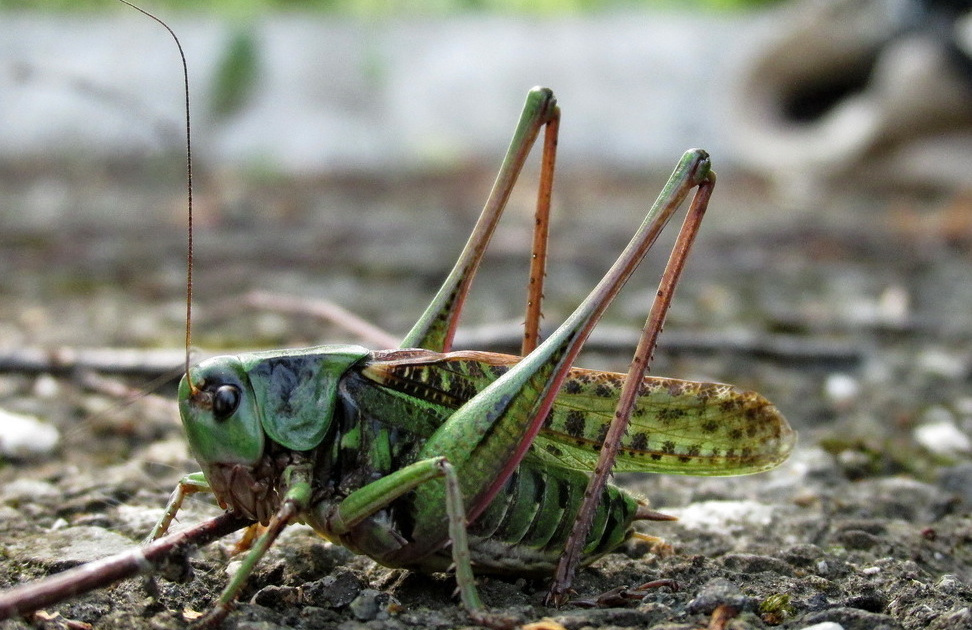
[
  {"x1": 914, "y1": 417, "x2": 972, "y2": 456},
  {"x1": 824, "y1": 373, "x2": 859, "y2": 406},
  {"x1": 0, "y1": 408, "x2": 59, "y2": 458}
]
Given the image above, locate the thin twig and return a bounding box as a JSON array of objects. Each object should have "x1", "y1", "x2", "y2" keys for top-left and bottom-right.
[
  {"x1": 76, "y1": 370, "x2": 177, "y2": 420},
  {"x1": 242, "y1": 290, "x2": 399, "y2": 348},
  {"x1": 0, "y1": 347, "x2": 187, "y2": 377},
  {"x1": 0, "y1": 328, "x2": 862, "y2": 378},
  {"x1": 0, "y1": 511, "x2": 251, "y2": 621}
]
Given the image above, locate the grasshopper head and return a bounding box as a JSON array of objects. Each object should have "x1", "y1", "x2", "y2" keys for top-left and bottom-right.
[
  {"x1": 179, "y1": 346, "x2": 370, "y2": 523},
  {"x1": 179, "y1": 356, "x2": 265, "y2": 468},
  {"x1": 179, "y1": 356, "x2": 273, "y2": 521}
]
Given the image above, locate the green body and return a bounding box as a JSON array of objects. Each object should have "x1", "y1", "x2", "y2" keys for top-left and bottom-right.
[
  {"x1": 180, "y1": 345, "x2": 789, "y2": 573},
  {"x1": 161, "y1": 89, "x2": 794, "y2": 622}
]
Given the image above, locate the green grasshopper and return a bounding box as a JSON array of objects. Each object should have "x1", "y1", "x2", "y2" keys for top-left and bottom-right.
[
  {"x1": 144, "y1": 81, "x2": 795, "y2": 625},
  {"x1": 113, "y1": 6, "x2": 792, "y2": 624}
]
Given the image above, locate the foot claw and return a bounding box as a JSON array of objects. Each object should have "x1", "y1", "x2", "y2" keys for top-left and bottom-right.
[{"x1": 543, "y1": 586, "x2": 572, "y2": 608}]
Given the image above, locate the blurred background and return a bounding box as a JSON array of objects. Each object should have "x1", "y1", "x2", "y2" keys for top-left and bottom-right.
[{"x1": 1, "y1": 0, "x2": 972, "y2": 556}]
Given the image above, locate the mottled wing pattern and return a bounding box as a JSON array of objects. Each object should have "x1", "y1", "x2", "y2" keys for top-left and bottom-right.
[
  {"x1": 535, "y1": 366, "x2": 794, "y2": 475},
  {"x1": 359, "y1": 349, "x2": 794, "y2": 477}
]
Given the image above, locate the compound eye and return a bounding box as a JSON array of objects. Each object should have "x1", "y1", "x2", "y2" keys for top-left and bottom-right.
[{"x1": 212, "y1": 384, "x2": 242, "y2": 421}]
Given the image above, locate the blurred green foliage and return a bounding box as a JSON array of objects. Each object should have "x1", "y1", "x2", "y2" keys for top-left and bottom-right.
[
  {"x1": 210, "y1": 29, "x2": 259, "y2": 119},
  {"x1": 0, "y1": 0, "x2": 784, "y2": 13}
]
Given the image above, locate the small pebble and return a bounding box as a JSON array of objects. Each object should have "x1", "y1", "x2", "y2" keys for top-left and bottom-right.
[
  {"x1": 348, "y1": 588, "x2": 399, "y2": 621},
  {"x1": 301, "y1": 570, "x2": 363, "y2": 609},
  {"x1": 686, "y1": 578, "x2": 753, "y2": 614},
  {"x1": 32, "y1": 374, "x2": 61, "y2": 399},
  {"x1": 824, "y1": 373, "x2": 859, "y2": 407},
  {"x1": 934, "y1": 574, "x2": 962, "y2": 594},
  {"x1": 876, "y1": 284, "x2": 909, "y2": 324},
  {"x1": 914, "y1": 412, "x2": 971, "y2": 457},
  {"x1": 0, "y1": 407, "x2": 59, "y2": 458}
]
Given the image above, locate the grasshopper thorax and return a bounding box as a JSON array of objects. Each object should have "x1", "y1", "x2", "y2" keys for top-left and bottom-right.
[{"x1": 179, "y1": 346, "x2": 370, "y2": 523}]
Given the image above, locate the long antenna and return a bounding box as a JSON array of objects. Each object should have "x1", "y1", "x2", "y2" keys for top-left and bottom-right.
[{"x1": 118, "y1": 0, "x2": 194, "y2": 384}]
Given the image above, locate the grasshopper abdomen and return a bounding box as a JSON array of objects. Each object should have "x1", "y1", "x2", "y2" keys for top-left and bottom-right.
[
  {"x1": 465, "y1": 464, "x2": 641, "y2": 574},
  {"x1": 326, "y1": 350, "x2": 646, "y2": 573}
]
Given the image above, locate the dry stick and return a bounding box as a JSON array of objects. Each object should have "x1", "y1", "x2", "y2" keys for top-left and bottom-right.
[
  {"x1": 77, "y1": 370, "x2": 177, "y2": 422},
  {"x1": 0, "y1": 347, "x2": 187, "y2": 377},
  {"x1": 0, "y1": 512, "x2": 251, "y2": 621},
  {"x1": 243, "y1": 290, "x2": 399, "y2": 348},
  {"x1": 0, "y1": 331, "x2": 861, "y2": 378},
  {"x1": 549, "y1": 174, "x2": 714, "y2": 603}
]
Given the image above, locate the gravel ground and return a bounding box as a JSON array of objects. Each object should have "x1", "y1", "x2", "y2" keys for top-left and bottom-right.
[{"x1": 0, "y1": 160, "x2": 971, "y2": 630}]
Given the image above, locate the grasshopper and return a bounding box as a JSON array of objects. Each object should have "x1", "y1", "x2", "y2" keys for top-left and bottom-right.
[
  {"x1": 147, "y1": 86, "x2": 795, "y2": 625},
  {"x1": 28, "y1": 5, "x2": 791, "y2": 626}
]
